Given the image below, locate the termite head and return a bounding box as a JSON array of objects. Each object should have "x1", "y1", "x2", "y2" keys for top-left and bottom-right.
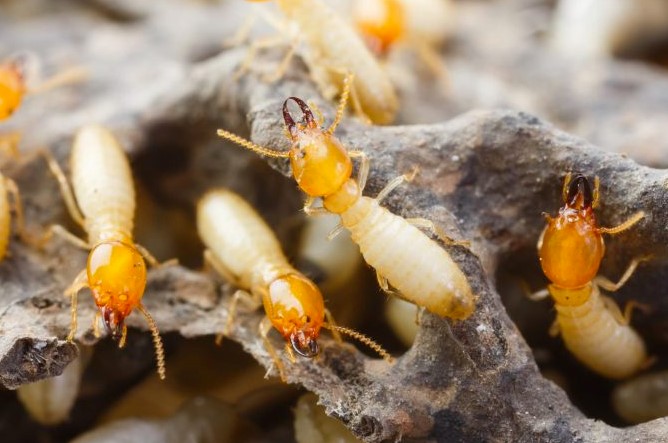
[
  {"x1": 282, "y1": 97, "x2": 353, "y2": 198},
  {"x1": 0, "y1": 60, "x2": 26, "y2": 120},
  {"x1": 264, "y1": 273, "x2": 325, "y2": 358},
  {"x1": 87, "y1": 241, "x2": 147, "y2": 341},
  {"x1": 539, "y1": 173, "x2": 604, "y2": 289},
  {"x1": 354, "y1": 0, "x2": 405, "y2": 55}
]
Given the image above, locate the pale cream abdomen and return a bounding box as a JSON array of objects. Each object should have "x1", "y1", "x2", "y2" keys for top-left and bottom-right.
[
  {"x1": 197, "y1": 189, "x2": 290, "y2": 289},
  {"x1": 70, "y1": 125, "x2": 135, "y2": 244},
  {"x1": 0, "y1": 177, "x2": 10, "y2": 260},
  {"x1": 340, "y1": 197, "x2": 474, "y2": 319},
  {"x1": 282, "y1": 0, "x2": 398, "y2": 124},
  {"x1": 555, "y1": 287, "x2": 647, "y2": 379}
]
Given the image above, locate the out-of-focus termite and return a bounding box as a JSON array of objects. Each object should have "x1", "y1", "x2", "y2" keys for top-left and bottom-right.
[
  {"x1": 0, "y1": 54, "x2": 86, "y2": 121},
  {"x1": 238, "y1": 0, "x2": 398, "y2": 124},
  {"x1": 353, "y1": 0, "x2": 454, "y2": 85},
  {"x1": 530, "y1": 173, "x2": 648, "y2": 379},
  {"x1": 217, "y1": 75, "x2": 475, "y2": 320},
  {"x1": 42, "y1": 124, "x2": 167, "y2": 380},
  {"x1": 612, "y1": 369, "x2": 668, "y2": 424},
  {"x1": 197, "y1": 188, "x2": 392, "y2": 380}
]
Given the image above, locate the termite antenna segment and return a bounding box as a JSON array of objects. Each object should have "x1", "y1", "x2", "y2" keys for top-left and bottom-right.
[
  {"x1": 138, "y1": 304, "x2": 166, "y2": 380},
  {"x1": 216, "y1": 129, "x2": 290, "y2": 158},
  {"x1": 325, "y1": 324, "x2": 394, "y2": 363}
]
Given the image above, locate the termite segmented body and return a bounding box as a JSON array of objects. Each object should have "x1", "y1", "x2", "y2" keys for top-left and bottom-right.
[
  {"x1": 217, "y1": 77, "x2": 474, "y2": 320},
  {"x1": 534, "y1": 173, "x2": 647, "y2": 379},
  {"x1": 245, "y1": 0, "x2": 398, "y2": 124},
  {"x1": 44, "y1": 124, "x2": 166, "y2": 380},
  {"x1": 197, "y1": 188, "x2": 391, "y2": 379}
]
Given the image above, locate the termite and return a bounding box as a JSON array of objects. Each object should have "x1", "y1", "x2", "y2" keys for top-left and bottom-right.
[
  {"x1": 0, "y1": 171, "x2": 26, "y2": 261},
  {"x1": 352, "y1": 0, "x2": 454, "y2": 85},
  {"x1": 612, "y1": 369, "x2": 668, "y2": 424},
  {"x1": 238, "y1": 0, "x2": 398, "y2": 124},
  {"x1": 217, "y1": 75, "x2": 475, "y2": 320},
  {"x1": 42, "y1": 124, "x2": 167, "y2": 380},
  {"x1": 530, "y1": 173, "x2": 648, "y2": 379},
  {"x1": 197, "y1": 188, "x2": 392, "y2": 380},
  {"x1": 0, "y1": 54, "x2": 86, "y2": 121}
]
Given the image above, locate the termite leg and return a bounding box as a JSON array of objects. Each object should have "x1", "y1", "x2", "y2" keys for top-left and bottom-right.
[
  {"x1": 3, "y1": 177, "x2": 27, "y2": 242},
  {"x1": 65, "y1": 269, "x2": 88, "y2": 342},
  {"x1": 234, "y1": 35, "x2": 287, "y2": 81},
  {"x1": 597, "y1": 211, "x2": 645, "y2": 235},
  {"x1": 526, "y1": 287, "x2": 550, "y2": 302},
  {"x1": 203, "y1": 249, "x2": 242, "y2": 286},
  {"x1": 376, "y1": 271, "x2": 398, "y2": 296},
  {"x1": 548, "y1": 319, "x2": 560, "y2": 337},
  {"x1": 405, "y1": 217, "x2": 468, "y2": 247},
  {"x1": 284, "y1": 342, "x2": 297, "y2": 363},
  {"x1": 594, "y1": 256, "x2": 648, "y2": 292},
  {"x1": 134, "y1": 243, "x2": 178, "y2": 268},
  {"x1": 262, "y1": 45, "x2": 296, "y2": 83},
  {"x1": 27, "y1": 66, "x2": 88, "y2": 95},
  {"x1": 43, "y1": 224, "x2": 90, "y2": 250},
  {"x1": 259, "y1": 316, "x2": 287, "y2": 381},
  {"x1": 93, "y1": 311, "x2": 102, "y2": 338},
  {"x1": 223, "y1": 12, "x2": 258, "y2": 47},
  {"x1": 41, "y1": 150, "x2": 85, "y2": 227},
  {"x1": 324, "y1": 308, "x2": 342, "y2": 343},
  {"x1": 118, "y1": 324, "x2": 128, "y2": 349},
  {"x1": 326, "y1": 224, "x2": 345, "y2": 241},
  {"x1": 411, "y1": 37, "x2": 450, "y2": 91},
  {"x1": 217, "y1": 289, "x2": 261, "y2": 345},
  {"x1": 303, "y1": 196, "x2": 329, "y2": 216},
  {"x1": 0, "y1": 132, "x2": 21, "y2": 159},
  {"x1": 602, "y1": 297, "x2": 649, "y2": 326},
  {"x1": 375, "y1": 167, "x2": 418, "y2": 204},
  {"x1": 326, "y1": 72, "x2": 354, "y2": 135},
  {"x1": 349, "y1": 150, "x2": 369, "y2": 192}
]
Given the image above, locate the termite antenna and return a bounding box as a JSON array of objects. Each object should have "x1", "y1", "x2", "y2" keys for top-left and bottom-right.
[
  {"x1": 138, "y1": 304, "x2": 167, "y2": 380},
  {"x1": 217, "y1": 129, "x2": 290, "y2": 158},
  {"x1": 324, "y1": 324, "x2": 394, "y2": 363}
]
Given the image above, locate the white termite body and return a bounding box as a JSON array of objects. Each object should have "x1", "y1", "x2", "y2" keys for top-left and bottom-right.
[
  {"x1": 0, "y1": 173, "x2": 23, "y2": 261},
  {"x1": 70, "y1": 125, "x2": 135, "y2": 244},
  {"x1": 268, "y1": 0, "x2": 398, "y2": 124},
  {"x1": 613, "y1": 370, "x2": 668, "y2": 424},
  {"x1": 197, "y1": 189, "x2": 292, "y2": 289},
  {"x1": 554, "y1": 284, "x2": 646, "y2": 380},
  {"x1": 339, "y1": 195, "x2": 474, "y2": 320}
]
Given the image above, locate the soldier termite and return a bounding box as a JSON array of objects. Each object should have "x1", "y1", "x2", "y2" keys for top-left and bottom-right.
[
  {"x1": 529, "y1": 173, "x2": 648, "y2": 379},
  {"x1": 42, "y1": 124, "x2": 168, "y2": 380},
  {"x1": 217, "y1": 75, "x2": 475, "y2": 321},
  {"x1": 197, "y1": 188, "x2": 392, "y2": 380},
  {"x1": 237, "y1": 0, "x2": 398, "y2": 124}
]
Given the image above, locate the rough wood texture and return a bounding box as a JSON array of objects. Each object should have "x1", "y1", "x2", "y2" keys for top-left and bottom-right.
[{"x1": 2, "y1": 0, "x2": 668, "y2": 441}]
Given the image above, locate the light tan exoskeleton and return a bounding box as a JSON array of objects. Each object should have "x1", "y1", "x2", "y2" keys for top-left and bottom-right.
[
  {"x1": 0, "y1": 171, "x2": 26, "y2": 261},
  {"x1": 238, "y1": 0, "x2": 398, "y2": 124},
  {"x1": 197, "y1": 188, "x2": 392, "y2": 380},
  {"x1": 217, "y1": 76, "x2": 475, "y2": 321},
  {"x1": 42, "y1": 124, "x2": 167, "y2": 380},
  {"x1": 530, "y1": 173, "x2": 648, "y2": 379}
]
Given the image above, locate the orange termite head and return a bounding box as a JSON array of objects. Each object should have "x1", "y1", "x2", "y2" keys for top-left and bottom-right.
[
  {"x1": 264, "y1": 273, "x2": 325, "y2": 358},
  {"x1": 0, "y1": 59, "x2": 26, "y2": 120},
  {"x1": 539, "y1": 173, "x2": 604, "y2": 289},
  {"x1": 87, "y1": 240, "x2": 147, "y2": 341},
  {"x1": 282, "y1": 97, "x2": 353, "y2": 198},
  {"x1": 354, "y1": 0, "x2": 405, "y2": 55}
]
